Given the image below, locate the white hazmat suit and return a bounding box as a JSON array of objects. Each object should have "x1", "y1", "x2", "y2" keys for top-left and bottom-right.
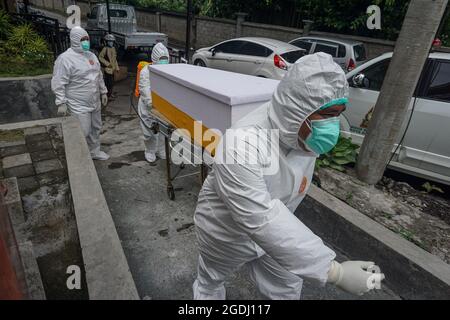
[
  {"x1": 138, "y1": 43, "x2": 169, "y2": 163},
  {"x1": 51, "y1": 26, "x2": 109, "y2": 160},
  {"x1": 193, "y1": 53, "x2": 350, "y2": 299}
]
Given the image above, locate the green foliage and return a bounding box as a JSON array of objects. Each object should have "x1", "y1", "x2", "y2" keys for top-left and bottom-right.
[
  {"x1": 397, "y1": 227, "x2": 426, "y2": 249},
  {"x1": 441, "y1": 12, "x2": 450, "y2": 47},
  {"x1": 293, "y1": 0, "x2": 410, "y2": 40},
  {"x1": 315, "y1": 136, "x2": 359, "y2": 172},
  {"x1": 0, "y1": 10, "x2": 12, "y2": 40},
  {"x1": 422, "y1": 182, "x2": 444, "y2": 194},
  {"x1": 6, "y1": 25, "x2": 52, "y2": 65},
  {"x1": 0, "y1": 19, "x2": 53, "y2": 77}
]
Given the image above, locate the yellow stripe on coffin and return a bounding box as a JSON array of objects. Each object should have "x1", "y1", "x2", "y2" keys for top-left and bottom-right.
[{"x1": 151, "y1": 91, "x2": 221, "y2": 155}]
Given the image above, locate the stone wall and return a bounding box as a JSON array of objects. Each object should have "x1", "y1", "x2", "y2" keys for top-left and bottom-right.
[
  {"x1": 135, "y1": 9, "x2": 157, "y2": 30},
  {"x1": 0, "y1": 75, "x2": 57, "y2": 125},
  {"x1": 195, "y1": 17, "x2": 236, "y2": 48},
  {"x1": 160, "y1": 12, "x2": 187, "y2": 44}
]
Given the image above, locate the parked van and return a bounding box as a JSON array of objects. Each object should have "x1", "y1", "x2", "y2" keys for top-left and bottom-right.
[
  {"x1": 342, "y1": 51, "x2": 450, "y2": 185},
  {"x1": 289, "y1": 36, "x2": 367, "y2": 72}
]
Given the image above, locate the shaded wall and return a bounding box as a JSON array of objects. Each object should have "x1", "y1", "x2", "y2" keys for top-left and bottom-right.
[{"x1": 0, "y1": 75, "x2": 57, "y2": 125}]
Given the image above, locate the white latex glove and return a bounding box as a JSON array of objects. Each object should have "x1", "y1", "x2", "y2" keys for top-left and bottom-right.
[
  {"x1": 101, "y1": 94, "x2": 108, "y2": 106},
  {"x1": 57, "y1": 103, "x2": 68, "y2": 117},
  {"x1": 327, "y1": 260, "x2": 385, "y2": 296}
]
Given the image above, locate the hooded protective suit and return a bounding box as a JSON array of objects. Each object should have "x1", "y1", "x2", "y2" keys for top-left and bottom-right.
[
  {"x1": 51, "y1": 26, "x2": 109, "y2": 159},
  {"x1": 193, "y1": 52, "x2": 349, "y2": 300},
  {"x1": 138, "y1": 43, "x2": 170, "y2": 162}
]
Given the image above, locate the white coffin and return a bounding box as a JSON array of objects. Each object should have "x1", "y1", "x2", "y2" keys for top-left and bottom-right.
[{"x1": 148, "y1": 64, "x2": 279, "y2": 145}]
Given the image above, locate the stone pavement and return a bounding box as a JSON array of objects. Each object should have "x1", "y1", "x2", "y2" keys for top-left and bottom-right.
[
  {"x1": 94, "y1": 79, "x2": 400, "y2": 300},
  {"x1": 0, "y1": 123, "x2": 88, "y2": 299}
]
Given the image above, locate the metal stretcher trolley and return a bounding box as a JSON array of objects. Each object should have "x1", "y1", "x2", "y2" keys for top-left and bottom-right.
[
  {"x1": 147, "y1": 64, "x2": 280, "y2": 200},
  {"x1": 148, "y1": 108, "x2": 209, "y2": 200}
]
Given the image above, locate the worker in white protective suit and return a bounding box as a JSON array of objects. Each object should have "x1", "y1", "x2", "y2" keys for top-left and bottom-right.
[
  {"x1": 138, "y1": 43, "x2": 169, "y2": 163},
  {"x1": 51, "y1": 26, "x2": 110, "y2": 161},
  {"x1": 193, "y1": 52, "x2": 385, "y2": 300}
]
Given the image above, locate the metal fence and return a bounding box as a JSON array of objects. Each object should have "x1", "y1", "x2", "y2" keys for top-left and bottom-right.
[
  {"x1": 8, "y1": 12, "x2": 187, "y2": 63},
  {"x1": 9, "y1": 13, "x2": 70, "y2": 59}
]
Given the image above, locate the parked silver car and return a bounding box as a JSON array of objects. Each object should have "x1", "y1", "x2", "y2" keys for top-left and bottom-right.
[
  {"x1": 342, "y1": 51, "x2": 450, "y2": 185},
  {"x1": 192, "y1": 37, "x2": 306, "y2": 79},
  {"x1": 289, "y1": 36, "x2": 367, "y2": 72}
]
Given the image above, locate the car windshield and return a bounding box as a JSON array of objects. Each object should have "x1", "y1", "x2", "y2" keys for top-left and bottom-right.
[
  {"x1": 353, "y1": 44, "x2": 367, "y2": 61},
  {"x1": 281, "y1": 50, "x2": 305, "y2": 64}
]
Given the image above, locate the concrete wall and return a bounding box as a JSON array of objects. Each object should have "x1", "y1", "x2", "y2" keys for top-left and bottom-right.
[
  {"x1": 135, "y1": 9, "x2": 157, "y2": 30},
  {"x1": 160, "y1": 12, "x2": 187, "y2": 44},
  {"x1": 242, "y1": 22, "x2": 302, "y2": 43},
  {"x1": 195, "y1": 17, "x2": 236, "y2": 48},
  {"x1": 30, "y1": 0, "x2": 90, "y2": 18},
  {"x1": 0, "y1": 75, "x2": 57, "y2": 125}
]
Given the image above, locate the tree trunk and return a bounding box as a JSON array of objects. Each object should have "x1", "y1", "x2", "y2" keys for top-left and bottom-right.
[{"x1": 356, "y1": 0, "x2": 448, "y2": 185}]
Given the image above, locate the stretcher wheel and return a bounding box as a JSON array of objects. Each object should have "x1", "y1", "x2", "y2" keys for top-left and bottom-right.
[{"x1": 167, "y1": 186, "x2": 175, "y2": 200}]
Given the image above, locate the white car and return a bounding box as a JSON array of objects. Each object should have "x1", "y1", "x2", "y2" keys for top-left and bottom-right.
[
  {"x1": 192, "y1": 37, "x2": 306, "y2": 79},
  {"x1": 342, "y1": 51, "x2": 450, "y2": 185}
]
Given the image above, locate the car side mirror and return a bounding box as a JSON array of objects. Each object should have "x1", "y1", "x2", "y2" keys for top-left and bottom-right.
[
  {"x1": 211, "y1": 48, "x2": 216, "y2": 57},
  {"x1": 352, "y1": 73, "x2": 366, "y2": 87}
]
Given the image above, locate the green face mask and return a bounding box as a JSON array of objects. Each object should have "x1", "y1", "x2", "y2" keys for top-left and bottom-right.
[
  {"x1": 304, "y1": 117, "x2": 340, "y2": 154},
  {"x1": 81, "y1": 40, "x2": 90, "y2": 51}
]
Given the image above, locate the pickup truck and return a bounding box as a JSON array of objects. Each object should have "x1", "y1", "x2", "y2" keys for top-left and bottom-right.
[{"x1": 86, "y1": 3, "x2": 168, "y2": 54}]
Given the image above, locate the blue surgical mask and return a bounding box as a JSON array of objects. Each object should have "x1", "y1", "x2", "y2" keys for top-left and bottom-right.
[
  {"x1": 81, "y1": 40, "x2": 90, "y2": 51},
  {"x1": 303, "y1": 117, "x2": 340, "y2": 154},
  {"x1": 157, "y1": 59, "x2": 169, "y2": 65}
]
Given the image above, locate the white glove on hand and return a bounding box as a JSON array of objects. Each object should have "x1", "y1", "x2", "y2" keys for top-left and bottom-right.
[
  {"x1": 327, "y1": 260, "x2": 385, "y2": 296},
  {"x1": 101, "y1": 94, "x2": 108, "y2": 106},
  {"x1": 57, "y1": 103, "x2": 68, "y2": 116}
]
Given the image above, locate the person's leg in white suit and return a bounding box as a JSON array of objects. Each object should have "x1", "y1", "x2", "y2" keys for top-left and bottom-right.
[
  {"x1": 248, "y1": 254, "x2": 303, "y2": 300},
  {"x1": 74, "y1": 107, "x2": 109, "y2": 160},
  {"x1": 193, "y1": 227, "x2": 303, "y2": 300},
  {"x1": 193, "y1": 228, "x2": 258, "y2": 300},
  {"x1": 138, "y1": 99, "x2": 165, "y2": 163}
]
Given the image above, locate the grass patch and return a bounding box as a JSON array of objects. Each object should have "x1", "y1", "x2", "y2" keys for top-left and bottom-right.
[
  {"x1": 0, "y1": 64, "x2": 52, "y2": 77},
  {"x1": 0, "y1": 129, "x2": 24, "y2": 141}
]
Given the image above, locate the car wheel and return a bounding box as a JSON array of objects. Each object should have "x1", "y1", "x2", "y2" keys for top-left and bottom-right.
[{"x1": 194, "y1": 59, "x2": 206, "y2": 67}]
